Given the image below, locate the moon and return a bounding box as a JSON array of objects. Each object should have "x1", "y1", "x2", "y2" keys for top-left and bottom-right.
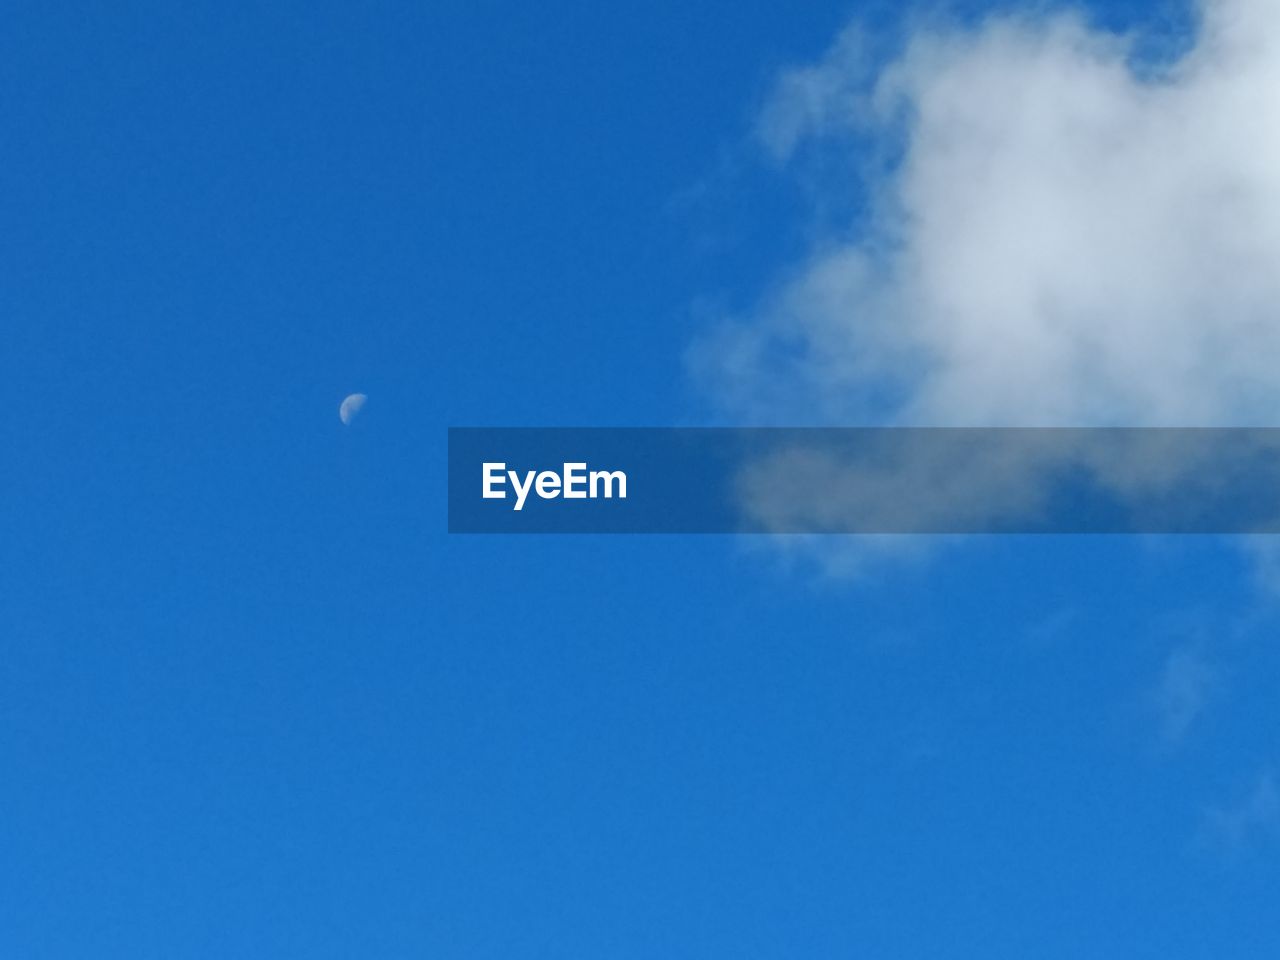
[{"x1": 339, "y1": 393, "x2": 367, "y2": 425}]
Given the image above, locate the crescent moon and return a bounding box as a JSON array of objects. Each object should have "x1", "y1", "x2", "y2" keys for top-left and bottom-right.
[{"x1": 339, "y1": 393, "x2": 367, "y2": 425}]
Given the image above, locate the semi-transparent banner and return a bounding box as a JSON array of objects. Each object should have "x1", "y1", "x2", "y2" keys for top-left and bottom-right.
[{"x1": 448, "y1": 428, "x2": 1280, "y2": 534}]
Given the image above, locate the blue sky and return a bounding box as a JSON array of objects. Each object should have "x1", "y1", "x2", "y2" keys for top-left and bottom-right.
[{"x1": 4, "y1": 0, "x2": 1280, "y2": 956}]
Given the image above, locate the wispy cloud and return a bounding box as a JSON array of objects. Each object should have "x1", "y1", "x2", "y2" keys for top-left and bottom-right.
[
  {"x1": 1148, "y1": 645, "x2": 1219, "y2": 746},
  {"x1": 1201, "y1": 769, "x2": 1280, "y2": 851}
]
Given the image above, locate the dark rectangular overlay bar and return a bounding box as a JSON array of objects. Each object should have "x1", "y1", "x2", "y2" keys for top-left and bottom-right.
[{"x1": 448, "y1": 428, "x2": 1280, "y2": 534}]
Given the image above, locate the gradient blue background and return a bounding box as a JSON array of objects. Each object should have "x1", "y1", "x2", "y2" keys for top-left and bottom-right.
[{"x1": 4, "y1": 1, "x2": 1278, "y2": 956}]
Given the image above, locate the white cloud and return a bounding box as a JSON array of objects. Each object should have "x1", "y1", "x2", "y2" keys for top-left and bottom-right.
[
  {"x1": 1202, "y1": 769, "x2": 1280, "y2": 850},
  {"x1": 1148, "y1": 645, "x2": 1219, "y2": 744},
  {"x1": 697, "y1": 0, "x2": 1280, "y2": 428}
]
